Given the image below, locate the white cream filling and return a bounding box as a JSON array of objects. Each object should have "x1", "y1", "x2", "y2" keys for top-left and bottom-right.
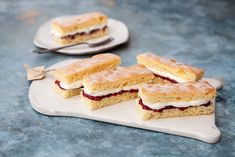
[
  {"x1": 84, "y1": 83, "x2": 144, "y2": 97},
  {"x1": 146, "y1": 66, "x2": 187, "y2": 83},
  {"x1": 142, "y1": 99, "x2": 211, "y2": 110},
  {"x1": 59, "y1": 80, "x2": 83, "y2": 90},
  {"x1": 51, "y1": 23, "x2": 107, "y2": 38}
]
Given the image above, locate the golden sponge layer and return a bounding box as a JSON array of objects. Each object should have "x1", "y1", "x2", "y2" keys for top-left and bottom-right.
[
  {"x1": 139, "y1": 81, "x2": 216, "y2": 103},
  {"x1": 51, "y1": 12, "x2": 108, "y2": 35},
  {"x1": 152, "y1": 76, "x2": 172, "y2": 84},
  {"x1": 137, "y1": 52, "x2": 204, "y2": 82},
  {"x1": 53, "y1": 53, "x2": 121, "y2": 84},
  {"x1": 136, "y1": 101, "x2": 214, "y2": 120},
  {"x1": 83, "y1": 65, "x2": 155, "y2": 93}
]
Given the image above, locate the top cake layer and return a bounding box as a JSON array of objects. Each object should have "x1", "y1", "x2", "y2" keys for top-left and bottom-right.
[
  {"x1": 83, "y1": 65, "x2": 155, "y2": 93},
  {"x1": 51, "y1": 12, "x2": 108, "y2": 35},
  {"x1": 53, "y1": 53, "x2": 121, "y2": 84},
  {"x1": 137, "y1": 52, "x2": 204, "y2": 82},
  {"x1": 139, "y1": 81, "x2": 216, "y2": 103}
]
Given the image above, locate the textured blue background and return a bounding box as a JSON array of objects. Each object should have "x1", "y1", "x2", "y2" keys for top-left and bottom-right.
[{"x1": 0, "y1": 0, "x2": 235, "y2": 156}]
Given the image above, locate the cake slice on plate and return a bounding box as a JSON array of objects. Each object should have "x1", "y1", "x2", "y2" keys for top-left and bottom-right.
[
  {"x1": 51, "y1": 12, "x2": 109, "y2": 45},
  {"x1": 137, "y1": 81, "x2": 216, "y2": 120},
  {"x1": 81, "y1": 65, "x2": 155, "y2": 110},
  {"x1": 137, "y1": 53, "x2": 204, "y2": 83},
  {"x1": 53, "y1": 53, "x2": 120, "y2": 98}
]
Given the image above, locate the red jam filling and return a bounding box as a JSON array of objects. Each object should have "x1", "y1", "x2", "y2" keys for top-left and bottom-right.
[
  {"x1": 139, "y1": 99, "x2": 210, "y2": 113},
  {"x1": 82, "y1": 89, "x2": 138, "y2": 101},
  {"x1": 55, "y1": 80, "x2": 66, "y2": 90},
  {"x1": 61, "y1": 26, "x2": 108, "y2": 39},
  {"x1": 154, "y1": 74, "x2": 178, "y2": 83}
]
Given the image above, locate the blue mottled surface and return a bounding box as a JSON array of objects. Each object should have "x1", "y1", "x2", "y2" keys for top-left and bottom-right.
[{"x1": 0, "y1": 0, "x2": 235, "y2": 156}]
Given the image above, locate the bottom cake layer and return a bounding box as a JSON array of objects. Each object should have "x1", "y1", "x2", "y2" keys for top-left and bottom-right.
[
  {"x1": 53, "y1": 27, "x2": 109, "y2": 45},
  {"x1": 81, "y1": 90, "x2": 138, "y2": 110},
  {"x1": 136, "y1": 99, "x2": 214, "y2": 120},
  {"x1": 53, "y1": 82, "x2": 81, "y2": 99}
]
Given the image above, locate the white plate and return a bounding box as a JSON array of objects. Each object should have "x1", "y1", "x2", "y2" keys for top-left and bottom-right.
[
  {"x1": 33, "y1": 18, "x2": 129, "y2": 55},
  {"x1": 29, "y1": 60, "x2": 221, "y2": 143}
]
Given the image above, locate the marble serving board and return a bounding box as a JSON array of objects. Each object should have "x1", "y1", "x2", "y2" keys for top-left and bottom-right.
[
  {"x1": 29, "y1": 60, "x2": 222, "y2": 143},
  {"x1": 33, "y1": 18, "x2": 129, "y2": 55}
]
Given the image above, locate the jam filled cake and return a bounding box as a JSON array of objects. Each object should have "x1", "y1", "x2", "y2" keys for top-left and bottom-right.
[
  {"x1": 53, "y1": 53, "x2": 121, "y2": 98},
  {"x1": 137, "y1": 53, "x2": 204, "y2": 84},
  {"x1": 81, "y1": 65, "x2": 155, "y2": 110},
  {"x1": 136, "y1": 81, "x2": 216, "y2": 120},
  {"x1": 51, "y1": 12, "x2": 108, "y2": 45}
]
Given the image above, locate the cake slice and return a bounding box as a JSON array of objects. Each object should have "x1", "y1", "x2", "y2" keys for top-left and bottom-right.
[
  {"x1": 53, "y1": 53, "x2": 121, "y2": 98},
  {"x1": 137, "y1": 81, "x2": 216, "y2": 120},
  {"x1": 51, "y1": 12, "x2": 108, "y2": 45},
  {"x1": 137, "y1": 53, "x2": 204, "y2": 84},
  {"x1": 81, "y1": 65, "x2": 155, "y2": 110}
]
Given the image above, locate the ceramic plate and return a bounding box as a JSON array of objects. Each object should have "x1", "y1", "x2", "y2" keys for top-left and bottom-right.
[
  {"x1": 29, "y1": 60, "x2": 221, "y2": 143},
  {"x1": 33, "y1": 18, "x2": 129, "y2": 55}
]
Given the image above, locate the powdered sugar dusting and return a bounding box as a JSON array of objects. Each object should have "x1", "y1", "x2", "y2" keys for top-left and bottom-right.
[
  {"x1": 51, "y1": 12, "x2": 107, "y2": 27},
  {"x1": 86, "y1": 65, "x2": 153, "y2": 84},
  {"x1": 141, "y1": 81, "x2": 215, "y2": 94},
  {"x1": 142, "y1": 52, "x2": 204, "y2": 74},
  {"x1": 55, "y1": 53, "x2": 120, "y2": 75}
]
